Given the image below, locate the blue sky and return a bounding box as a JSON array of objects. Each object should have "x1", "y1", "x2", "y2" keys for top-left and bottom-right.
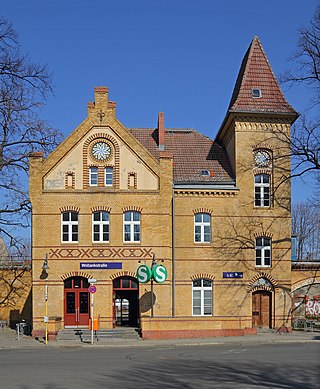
[{"x1": 1, "y1": 0, "x2": 318, "y2": 202}]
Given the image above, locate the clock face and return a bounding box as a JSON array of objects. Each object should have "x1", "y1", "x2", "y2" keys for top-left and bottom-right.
[
  {"x1": 254, "y1": 150, "x2": 271, "y2": 167},
  {"x1": 91, "y1": 141, "x2": 112, "y2": 161}
]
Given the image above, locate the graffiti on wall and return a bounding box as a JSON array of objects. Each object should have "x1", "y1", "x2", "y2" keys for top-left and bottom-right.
[{"x1": 305, "y1": 296, "x2": 320, "y2": 318}]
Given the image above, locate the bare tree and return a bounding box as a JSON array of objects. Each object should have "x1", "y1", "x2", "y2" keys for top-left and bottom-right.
[
  {"x1": 292, "y1": 201, "x2": 320, "y2": 261},
  {"x1": 280, "y1": 7, "x2": 320, "y2": 187},
  {"x1": 0, "y1": 16, "x2": 62, "y2": 251}
]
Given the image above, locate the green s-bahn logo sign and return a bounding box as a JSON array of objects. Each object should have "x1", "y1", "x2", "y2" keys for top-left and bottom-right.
[{"x1": 136, "y1": 264, "x2": 168, "y2": 284}]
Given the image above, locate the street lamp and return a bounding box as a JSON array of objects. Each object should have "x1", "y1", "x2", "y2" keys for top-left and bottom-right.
[{"x1": 42, "y1": 253, "x2": 49, "y2": 345}]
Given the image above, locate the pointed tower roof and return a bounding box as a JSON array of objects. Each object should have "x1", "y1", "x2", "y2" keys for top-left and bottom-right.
[{"x1": 228, "y1": 36, "x2": 297, "y2": 115}]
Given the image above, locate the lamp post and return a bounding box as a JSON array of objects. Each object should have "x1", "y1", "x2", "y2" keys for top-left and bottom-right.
[
  {"x1": 150, "y1": 255, "x2": 157, "y2": 318},
  {"x1": 42, "y1": 254, "x2": 49, "y2": 345}
]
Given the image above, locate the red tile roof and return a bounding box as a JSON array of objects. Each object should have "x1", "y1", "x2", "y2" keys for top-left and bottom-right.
[
  {"x1": 129, "y1": 128, "x2": 234, "y2": 184},
  {"x1": 228, "y1": 36, "x2": 297, "y2": 115}
]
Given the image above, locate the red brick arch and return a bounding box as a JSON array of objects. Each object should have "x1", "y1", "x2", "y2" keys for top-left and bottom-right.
[
  {"x1": 247, "y1": 272, "x2": 277, "y2": 292},
  {"x1": 61, "y1": 271, "x2": 93, "y2": 280},
  {"x1": 190, "y1": 273, "x2": 215, "y2": 281},
  {"x1": 109, "y1": 271, "x2": 137, "y2": 280}
]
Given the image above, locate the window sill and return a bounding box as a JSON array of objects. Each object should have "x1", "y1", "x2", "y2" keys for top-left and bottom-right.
[{"x1": 194, "y1": 242, "x2": 212, "y2": 245}]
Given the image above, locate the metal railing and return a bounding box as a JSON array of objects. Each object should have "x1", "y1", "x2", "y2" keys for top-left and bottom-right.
[{"x1": 292, "y1": 318, "x2": 320, "y2": 332}]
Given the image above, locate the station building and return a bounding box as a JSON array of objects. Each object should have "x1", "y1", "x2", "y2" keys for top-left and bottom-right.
[{"x1": 30, "y1": 37, "x2": 298, "y2": 339}]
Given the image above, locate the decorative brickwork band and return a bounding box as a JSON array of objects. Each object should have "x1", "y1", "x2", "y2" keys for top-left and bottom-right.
[
  {"x1": 65, "y1": 172, "x2": 75, "y2": 189},
  {"x1": 29, "y1": 151, "x2": 44, "y2": 158},
  {"x1": 252, "y1": 144, "x2": 273, "y2": 153},
  {"x1": 247, "y1": 272, "x2": 277, "y2": 292},
  {"x1": 49, "y1": 247, "x2": 153, "y2": 259},
  {"x1": 95, "y1": 87, "x2": 109, "y2": 94},
  {"x1": 128, "y1": 172, "x2": 137, "y2": 189},
  {"x1": 159, "y1": 151, "x2": 173, "y2": 159},
  {"x1": 109, "y1": 271, "x2": 137, "y2": 280},
  {"x1": 83, "y1": 132, "x2": 120, "y2": 189},
  {"x1": 59, "y1": 206, "x2": 80, "y2": 213},
  {"x1": 122, "y1": 206, "x2": 143, "y2": 213},
  {"x1": 192, "y1": 208, "x2": 213, "y2": 215},
  {"x1": 253, "y1": 232, "x2": 273, "y2": 239},
  {"x1": 175, "y1": 190, "x2": 238, "y2": 197},
  {"x1": 190, "y1": 273, "x2": 215, "y2": 281},
  {"x1": 252, "y1": 168, "x2": 272, "y2": 175},
  {"x1": 91, "y1": 206, "x2": 112, "y2": 213},
  {"x1": 61, "y1": 271, "x2": 93, "y2": 280}
]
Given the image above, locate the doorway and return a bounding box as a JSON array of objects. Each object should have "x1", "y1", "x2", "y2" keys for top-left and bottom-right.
[
  {"x1": 252, "y1": 290, "x2": 272, "y2": 328},
  {"x1": 113, "y1": 276, "x2": 139, "y2": 327},
  {"x1": 64, "y1": 276, "x2": 90, "y2": 327}
]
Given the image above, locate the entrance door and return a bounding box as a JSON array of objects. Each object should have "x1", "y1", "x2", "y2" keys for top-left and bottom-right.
[
  {"x1": 252, "y1": 291, "x2": 272, "y2": 328},
  {"x1": 113, "y1": 276, "x2": 139, "y2": 327},
  {"x1": 64, "y1": 276, "x2": 90, "y2": 327}
]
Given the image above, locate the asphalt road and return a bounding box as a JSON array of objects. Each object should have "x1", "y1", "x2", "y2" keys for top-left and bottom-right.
[{"x1": 0, "y1": 343, "x2": 319, "y2": 389}]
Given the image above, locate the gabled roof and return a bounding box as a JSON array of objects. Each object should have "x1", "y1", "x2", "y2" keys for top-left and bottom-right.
[
  {"x1": 129, "y1": 128, "x2": 234, "y2": 184},
  {"x1": 228, "y1": 36, "x2": 297, "y2": 115}
]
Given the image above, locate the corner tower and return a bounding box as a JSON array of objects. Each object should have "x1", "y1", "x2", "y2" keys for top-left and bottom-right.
[{"x1": 216, "y1": 36, "x2": 298, "y2": 330}]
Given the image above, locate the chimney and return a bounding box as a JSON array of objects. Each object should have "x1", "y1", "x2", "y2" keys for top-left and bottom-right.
[{"x1": 158, "y1": 112, "x2": 165, "y2": 151}]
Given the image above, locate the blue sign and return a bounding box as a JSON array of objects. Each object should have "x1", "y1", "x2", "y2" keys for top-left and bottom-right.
[
  {"x1": 223, "y1": 272, "x2": 243, "y2": 279},
  {"x1": 80, "y1": 262, "x2": 122, "y2": 270}
]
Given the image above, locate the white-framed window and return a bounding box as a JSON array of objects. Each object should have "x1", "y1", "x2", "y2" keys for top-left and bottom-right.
[
  {"x1": 62, "y1": 211, "x2": 78, "y2": 242},
  {"x1": 105, "y1": 167, "x2": 113, "y2": 186},
  {"x1": 92, "y1": 211, "x2": 110, "y2": 242},
  {"x1": 192, "y1": 279, "x2": 212, "y2": 316},
  {"x1": 89, "y1": 167, "x2": 98, "y2": 186},
  {"x1": 123, "y1": 211, "x2": 140, "y2": 242},
  {"x1": 254, "y1": 174, "x2": 270, "y2": 207},
  {"x1": 255, "y1": 237, "x2": 271, "y2": 267},
  {"x1": 194, "y1": 213, "x2": 211, "y2": 243}
]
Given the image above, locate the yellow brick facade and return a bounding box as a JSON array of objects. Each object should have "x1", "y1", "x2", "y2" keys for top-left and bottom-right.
[{"x1": 30, "y1": 38, "x2": 299, "y2": 339}]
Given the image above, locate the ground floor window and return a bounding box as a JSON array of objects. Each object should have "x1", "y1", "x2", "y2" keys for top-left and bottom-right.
[{"x1": 192, "y1": 278, "x2": 212, "y2": 316}]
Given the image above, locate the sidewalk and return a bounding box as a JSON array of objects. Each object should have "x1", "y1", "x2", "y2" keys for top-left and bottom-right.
[{"x1": 1, "y1": 327, "x2": 319, "y2": 350}]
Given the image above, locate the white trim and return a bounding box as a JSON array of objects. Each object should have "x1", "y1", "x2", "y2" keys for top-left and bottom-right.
[
  {"x1": 192, "y1": 279, "x2": 213, "y2": 316},
  {"x1": 194, "y1": 213, "x2": 211, "y2": 243},
  {"x1": 123, "y1": 211, "x2": 141, "y2": 242},
  {"x1": 89, "y1": 167, "x2": 98, "y2": 186},
  {"x1": 254, "y1": 174, "x2": 270, "y2": 207},
  {"x1": 61, "y1": 211, "x2": 78, "y2": 243},
  {"x1": 92, "y1": 211, "x2": 110, "y2": 242},
  {"x1": 255, "y1": 237, "x2": 272, "y2": 267}
]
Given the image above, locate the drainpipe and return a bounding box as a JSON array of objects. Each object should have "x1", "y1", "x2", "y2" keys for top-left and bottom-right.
[{"x1": 172, "y1": 186, "x2": 175, "y2": 317}]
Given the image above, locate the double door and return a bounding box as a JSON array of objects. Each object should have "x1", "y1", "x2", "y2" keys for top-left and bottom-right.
[{"x1": 65, "y1": 291, "x2": 89, "y2": 326}]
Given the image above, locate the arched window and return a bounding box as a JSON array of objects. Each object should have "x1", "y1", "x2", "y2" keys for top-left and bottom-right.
[
  {"x1": 61, "y1": 211, "x2": 78, "y2": 242},
  {"x1": 123, "y1": 211, "x2": 141, "y2": 242},
  {"x1": 192, "y1": 279, "x2": 212, "y2": 316},
  {"x1": 194, "y1": 213, "x2": 211, "y2": 243},
  {"x1": 254, "y1": 174, "x2": 270, "y2": 207},
  {"x1": 255, "y1": 237, "x2": 271, "y2": 267},
  {"x1": 92, "y1": 211, "x2": 110, "y2": 242}
]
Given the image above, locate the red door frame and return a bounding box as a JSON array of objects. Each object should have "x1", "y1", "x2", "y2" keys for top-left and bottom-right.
[{"x1": 64, "y1": 276, "x2": 90, "y2": 327}]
